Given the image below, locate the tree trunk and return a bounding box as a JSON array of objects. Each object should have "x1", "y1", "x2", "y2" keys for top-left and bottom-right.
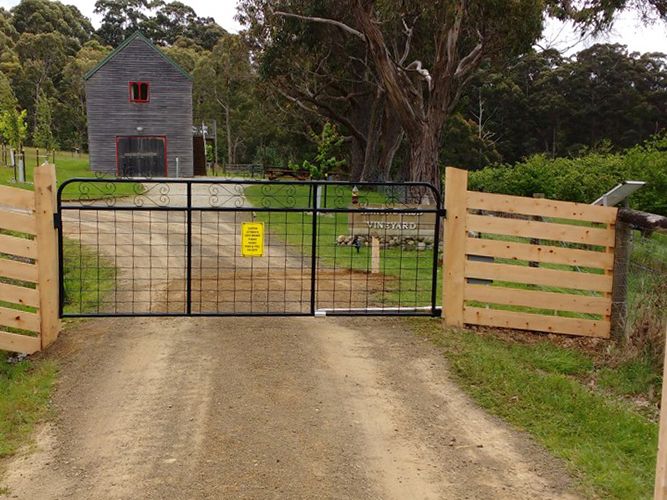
[
  {"x1": 359, "y1": 89, "x2": 384, "y2": 181},
  {"x1": 349, "y1": 138, "x2": 365, "y2": 181},
  {"x1": 225, "y1": 105, "x2": 233, "y2": 165},
  {"x1": 408, "y1": 127, "x2": 441, "y2": 203},
  {"x1": 378, "y1": 111, "x2": 403, "y2": 181}
]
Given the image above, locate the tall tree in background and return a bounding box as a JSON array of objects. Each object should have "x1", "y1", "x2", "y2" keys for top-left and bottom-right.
[
  {"x1": 95, "y1": 0, "x2": 225, "y2": 49},
  {"x1": 58, "y1": 40, "x2": 111, "y2": 149},
  {"x1": 269, "y1": 1, "x2": 543, "y2": 191},
  {"x1": 263, "y1": 0, "x2": 667, "y2": 191},
  {"x1": 193, "y1": 34, "x2": 255, "y2": 164},
  {"x1": 0, "y1": 8, "x2": 20, "y2": 76},
  {"x1": 0, "y1": 72, "x2": 17, "y2": 112},
  {"x1": 0, "y1": 108, "x2": 27, "y2": 151},
  {"x1": 456, "y1": 44, "x2": 666, "y2": 163},
  {"x1": 239, "y1": 0, "x2": 404, "y2": 182},
  {"x1": 94, "y1": 0, "x2": 154, "y2": 47},
  {"x1": 33, "y1": 89, "x2": 57, "y2": 150},
  {"x1": 13, "y1": 31, "x2": 69, "y2": 132},
  {"x1": 10, "y1": 0, "x2": 93, "y2": 46}
]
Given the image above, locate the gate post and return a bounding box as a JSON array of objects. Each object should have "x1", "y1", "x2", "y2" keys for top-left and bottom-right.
[
  {"x1": 442, "y1": 167, "x2": 468, "y2": 327},
  {"x1": 34, "y1": 163, "x2": 60, "y2": 348}
]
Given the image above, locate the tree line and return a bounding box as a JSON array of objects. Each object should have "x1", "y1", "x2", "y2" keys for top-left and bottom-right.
[{"x1": 0, "y1": 0, "x2": 665, "y2": 188}]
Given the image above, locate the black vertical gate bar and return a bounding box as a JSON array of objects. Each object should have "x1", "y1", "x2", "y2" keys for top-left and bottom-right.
[
  {"x1": 430, "y1": 205, "x2": 443, "y2": 316},
  {"x1": 56, "y1": 210, "x2": 64, "y2": 317},
  {"x1": 310, "y1": 183, "x2": 318, "y2": 315},
  {"x1": 186, "y1": 181, "x2": 192, "y2": 315}
]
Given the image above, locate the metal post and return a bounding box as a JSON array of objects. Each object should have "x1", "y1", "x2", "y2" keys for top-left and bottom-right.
[
  {"x1": 431, "y1": 203, "x2": 443, "y2": 316},
  {"x1": 17, "y1": 153, "x2": 25, "y2": 183},
  {"x1": 186, "y1": 182, "x2": 192, "y2": 314},
  {"x1": 310, "y1": 184, "x2": 319, "y2": 315}
]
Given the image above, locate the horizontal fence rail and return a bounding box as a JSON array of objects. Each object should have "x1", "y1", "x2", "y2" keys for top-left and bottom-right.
[
  {"x1": 0, "y1": 164, "x2": 59, "y2": 354},
  {"x1": 443, "y1": 167, "x2": 618, "y2": 338}
]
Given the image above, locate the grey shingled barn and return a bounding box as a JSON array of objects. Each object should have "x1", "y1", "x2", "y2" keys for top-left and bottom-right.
[{"x1": 85, "y1": 32, "x2": 193, "y2": 177}]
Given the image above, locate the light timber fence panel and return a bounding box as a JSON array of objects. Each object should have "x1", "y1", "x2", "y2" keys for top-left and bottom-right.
[
  {"x1": 443, "y1": 167, "x2": 618, "y2": 338},
  {"x1": 0, "y1": 164, "x2": 59, "y2": 354}
]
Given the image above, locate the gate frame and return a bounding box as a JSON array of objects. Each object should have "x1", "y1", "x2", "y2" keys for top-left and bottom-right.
[{"x1": 56, "y1": 177, "x2": 445, "y2": 319}]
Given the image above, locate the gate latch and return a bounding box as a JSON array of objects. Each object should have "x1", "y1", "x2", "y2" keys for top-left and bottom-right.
[{"x1": 53, "y1": 212, "x2": 61, "y2": 230}]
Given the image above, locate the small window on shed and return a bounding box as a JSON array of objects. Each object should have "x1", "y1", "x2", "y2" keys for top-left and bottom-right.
[{"x1": 129, "y1": 82, "x2": 149, "y2": 103}]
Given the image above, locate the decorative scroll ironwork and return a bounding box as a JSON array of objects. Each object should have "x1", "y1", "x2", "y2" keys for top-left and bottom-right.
[
  {"x1": 133, "y1": 182, "x2": 171, "y2": 207},
  {"x1": 208, "y1": 183, "x2": 246, "y2": 208},
  {"x1": 259, "y1": 183, "x2": 299, "y2": 208},
  {"x1": 60, "y1": 173, "x2": 441, "y2": 211}
]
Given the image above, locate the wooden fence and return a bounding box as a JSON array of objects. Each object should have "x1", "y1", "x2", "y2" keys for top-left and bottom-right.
[
  {"x1": 443, "y1": 167, "x2": 618, "y2": 338},
  {"x1": 0, "y1": 164, "x2": 59, "y2": 353}
]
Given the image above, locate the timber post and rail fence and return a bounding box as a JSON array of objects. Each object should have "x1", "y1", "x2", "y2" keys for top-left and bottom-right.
[
  {"x1": 0, "y1": 163, "x2": 60, "y2": 353},
  {"x1": 442, "y1": 166, "x2": 620, "y2": 339}
]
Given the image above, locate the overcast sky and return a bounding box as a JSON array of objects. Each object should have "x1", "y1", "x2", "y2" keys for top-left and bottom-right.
[{"x1": 1, "y1": 0, "x2": 666, "y2": 55}]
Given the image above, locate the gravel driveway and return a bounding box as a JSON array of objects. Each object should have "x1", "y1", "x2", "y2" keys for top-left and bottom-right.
[{"x1": 2, "y1": 316, "x2": 578, "y2": 499}]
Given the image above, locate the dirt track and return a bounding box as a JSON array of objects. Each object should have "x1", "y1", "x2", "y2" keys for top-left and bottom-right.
[{"x1": 2, "y1": 316, "x2": 578, "y2": 499}]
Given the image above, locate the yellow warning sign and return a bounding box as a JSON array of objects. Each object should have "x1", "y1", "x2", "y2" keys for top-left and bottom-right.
[{"x1": 241, "y1": 222, "x2": 264, "y2": 257}]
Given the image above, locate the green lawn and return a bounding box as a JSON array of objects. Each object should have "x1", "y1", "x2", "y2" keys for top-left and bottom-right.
[
  {"x1": 245, "y1": 184, "x2": 440, "y2": 308},
  {"x1": 0, "y1": 147, "x2": 140, "y2": 199},
  {"x1": 417, "y1": 321, "x2": 658, "y2": 499}
]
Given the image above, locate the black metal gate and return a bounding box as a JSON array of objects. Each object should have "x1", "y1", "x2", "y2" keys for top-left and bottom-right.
[{"x1": 56, "y1": 178, "x2": 442, "y2": 318}]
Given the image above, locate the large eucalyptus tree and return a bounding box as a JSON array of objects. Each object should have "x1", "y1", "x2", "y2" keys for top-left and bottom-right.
[{"x1": 241, "y1": 0, "x2": 667, "y2": 193}]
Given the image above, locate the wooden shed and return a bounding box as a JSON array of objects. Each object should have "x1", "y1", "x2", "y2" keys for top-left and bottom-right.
[{"x1": 85, "y1": 32, "x2": 193, "y2": 177}]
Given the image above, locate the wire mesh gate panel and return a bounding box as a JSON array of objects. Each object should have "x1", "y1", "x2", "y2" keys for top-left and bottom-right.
[{"x1": 57, "y1": 179, "x2": 442, "y2": 317}]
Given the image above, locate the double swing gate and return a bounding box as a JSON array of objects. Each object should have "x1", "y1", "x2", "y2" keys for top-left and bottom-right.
[{"x1": 57, "y1": 178, "x2": 443, "y2": 318}]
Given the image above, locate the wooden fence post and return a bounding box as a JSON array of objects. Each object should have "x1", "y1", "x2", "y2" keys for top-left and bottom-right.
[
  {"x1": 655, "y1": 327, "x2": 667, "y2": 500},
  {"x1": 371, "y1": 237, "x2": 380, "y2": 274},
  {"x1": 34, "y1": 163, "x2": 60, "y2": 349},
  {"x1": 442, "y1": 167, "x2": 468, "y2": 327},
  {"x1": 610, "y1": 216, "x2": 631, "y2": 341}
]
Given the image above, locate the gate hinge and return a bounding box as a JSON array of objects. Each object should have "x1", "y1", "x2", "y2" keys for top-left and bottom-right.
[
  {"x1": 439, "y1": 208, "x2": 447, "y2": 218},
  {"x1": 53, "y1": 212, "x2": 61, "y2": 230}
]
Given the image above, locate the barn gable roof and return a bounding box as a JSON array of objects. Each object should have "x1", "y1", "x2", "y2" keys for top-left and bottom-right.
[{"x1": 84, "y1": 31, "x2": 192, "y2": 81}]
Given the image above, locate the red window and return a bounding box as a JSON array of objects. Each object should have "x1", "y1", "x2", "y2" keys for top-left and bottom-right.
[{"x1": 129, "y1": 81, "x2": 150, "y2": 103}]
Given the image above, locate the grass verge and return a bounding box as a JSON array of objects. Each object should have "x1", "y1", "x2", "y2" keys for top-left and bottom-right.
[
  {"x1": 416, "y1": 321, "x2": 658, "y2": 499},
  {"x1": 1, "y1": 236, "x2": 115, "y2": 466},
  {"x1": 0, "y1": 355, "x2": 56, "y2": 460}
]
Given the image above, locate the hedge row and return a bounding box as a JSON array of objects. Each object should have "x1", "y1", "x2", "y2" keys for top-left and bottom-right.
[{"x1": 467, "y1": 134, "x2": 667, "y2": 216}]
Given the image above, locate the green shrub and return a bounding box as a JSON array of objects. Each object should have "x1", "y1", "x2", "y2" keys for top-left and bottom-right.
[{"x1": 468, "y1": 134, "x2": 667, "y2": 215}]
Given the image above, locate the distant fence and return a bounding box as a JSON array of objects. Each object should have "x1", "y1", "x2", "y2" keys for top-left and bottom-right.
[
  {"x1": 0, "y1": 164, "x2": 59, "y2": 353},
  {"x1": 443, "y1": 167, "x2": 618, "y2": 338}
]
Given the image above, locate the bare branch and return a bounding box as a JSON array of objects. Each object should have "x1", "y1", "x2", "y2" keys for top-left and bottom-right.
[
  {"x1": 398, "y1": 16, "x2": 415, "y2": 65},
  {"x1": 454, "y1": 41, "x2": 483, "y2": 79},
  {"x1": 404, "y1": 60, "x2": 432, "y2": 90},
  {"x1": 272, "y1": 10, "x2": 366, "y2": 41},
  {"x1": 445, "y1": 1, "x2": 465, "y2": 74},
  {"x1": 275, "y1": 86, "x2": 367, "y2": 145}
]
